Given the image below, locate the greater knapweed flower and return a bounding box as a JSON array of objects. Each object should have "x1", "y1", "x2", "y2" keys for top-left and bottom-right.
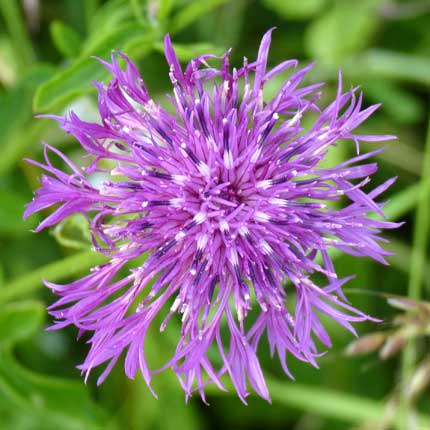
[{"x1": 25, "y1": 29, "x2": 400, "y2": 403}]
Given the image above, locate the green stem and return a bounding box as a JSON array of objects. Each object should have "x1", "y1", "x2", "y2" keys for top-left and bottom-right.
[
  {"x1": 0, "y1": 0, "x2": 35, "y2": 73},
  {"x1": 206, "y1": 377, "x2": 429, "y2": 430},
  {"x1": 401, "y1": 115, "x2": 430, "y2": 427},
  {"x1": 0, "y1": 251, "x2": 107, "y2": 303}
]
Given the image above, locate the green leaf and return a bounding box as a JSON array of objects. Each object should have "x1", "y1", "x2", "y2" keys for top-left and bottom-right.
[
  {"x1": 363, "y1": 79, "x2": 424, "y2": 124},
  {"x1": 0, "y1": 86, "x2": 32, "y2": 144},
  {"x1": 305, "y1": 1, "x2": 380, "y2": 65},
  {"x1": 170, "y1": 0, "x2": 230, "y2": 34},
  {"x1": 130, "y1": 0, "x2": 146, "y2": 24},
  {"x1": 0, "y1": 189, "x2": 38, "y2": 236},
  {"x1": 0, "y1": 250, "x2": 108, "y2": 303},
  {"x1": 121, "y1": 327, "x2": 203, "y2": 430},
  {"x1": 0, "y1": 349, "x2": 110, "y2": 429},
  {"x1": 375, "y1": 183, "x2": 421, "y2": 221},
  {"x1": 0, "y1": 63, "x2": 51, "y2": 143},
  {"x1": 158, "y1": 0, "x2": 175, "y2": 21},
  {"x1": 0, "y1": 301, "x2": 44, "y2": 345},
  {"x1": 0, "y1": 0, "x2": 35, "y2": 73},
  {"x1": 51, "y1": 213, "x2": 92, "y2": 250},
  {"x1": 263, "y1": 0, "x2": 326, "y2": 19},
  {"x1": 344, "y1": 49, "x2": 430, "y2": 86},
  {"x1": 153, "y1": 41, "x2": 224, "y2": 61},
  {"x1": 50, "y1": 21, "x2": 82, "y2": 59},
  {"x1": 122, "y1": 32, "x2": 158, "y2": 58},
  {"x1": 0, "y1": 264, "x2": 4, "y2": 287},
  {"x1": 33, "y1": 23, "x2": 155, "y2": 113},
  {"x1": 0, "y1": 64, "x2": 54, "y2": 176},
  {"x1": 0, "y1": 35, "x2": 17, "y2": 86},
  {"x1": 84, "y1": 0, "x2": 101, "y2": 32},
  {"x1": 85, "y1": 0, "x2": 134, "y2": 49},
  {"x1": 0, "y1": 119, "x2": 50, "y2": 177}
]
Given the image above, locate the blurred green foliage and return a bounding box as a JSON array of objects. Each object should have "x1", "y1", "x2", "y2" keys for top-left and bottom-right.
[{"x1": 0, "y1": 0, "x2": 429, "y2": 429}]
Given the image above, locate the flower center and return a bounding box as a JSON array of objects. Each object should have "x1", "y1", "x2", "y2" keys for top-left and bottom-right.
[{"x1": 218, "y1": 185, "x2": 242, "y2": 206}]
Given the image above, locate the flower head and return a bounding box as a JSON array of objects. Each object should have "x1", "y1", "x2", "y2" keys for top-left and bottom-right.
[{"x1": 25, "y1": 29, "x2": 400, "y2": 402}]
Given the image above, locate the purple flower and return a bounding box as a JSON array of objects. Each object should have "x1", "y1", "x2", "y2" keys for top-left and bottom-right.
[{"x1": 25, "y1": 29, "x2": 400, "y2": 403}]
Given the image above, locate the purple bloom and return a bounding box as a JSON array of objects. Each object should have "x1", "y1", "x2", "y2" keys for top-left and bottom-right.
[{"x1": 25, "y1": 29, "x2": 400, "y2": 403}]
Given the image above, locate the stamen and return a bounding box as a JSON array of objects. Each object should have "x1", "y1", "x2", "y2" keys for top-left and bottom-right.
[
  {"x1": 193, "y1": 211, "x2": 207, "y2": 225},
  {"x1": 172, "y1": 174, "x2": 187, "y2": 185},
  {"x1": 219, "y1": 219, "x2": 230, "y2": 234},
  {"x1": 268, "y1": 197, "x2": 288, "y2": 206},
  {"x1": 254, "y1": 211, "x2": 270, "y2": 223},
  {"x1": 250, "y1": 146, "x2": 262, "y2": 164},
  {"x1": 198, "y1": 161, "x2": 211, "y2": 177},
  {"x1": 256, "y1": 179, "x2": 272, "y2": 189},
  {"x1": 154, "y1": 238, "x2": 177, "y2": 258},
  {"x1": 170, "y1": 297, "x2": 181, "y2": 312},
  {"x1": 259, "y1": 239, "x2": 273, "y2": 255}
]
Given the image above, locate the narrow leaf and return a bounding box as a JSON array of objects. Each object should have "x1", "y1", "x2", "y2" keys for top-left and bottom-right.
[{"x1": 0, "y1": 301, "x2": 44, "y2": 345}]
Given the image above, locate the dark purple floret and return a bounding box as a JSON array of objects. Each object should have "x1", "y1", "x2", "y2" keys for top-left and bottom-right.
[{"x1": 25, "y1": 29, "x2": 400, "y2": 403}]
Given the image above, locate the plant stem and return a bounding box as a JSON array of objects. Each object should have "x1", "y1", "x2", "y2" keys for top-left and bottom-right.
[
  {"x1": 401, "y1": 114, "x2": 430, "y2": 427},
  {"x1": 0, "y1": 251, "x2": 107, "y2": 303}
]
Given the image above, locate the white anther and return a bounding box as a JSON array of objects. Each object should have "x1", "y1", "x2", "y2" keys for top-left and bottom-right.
[
  {"x1": 193, "y1": 211, "x2": 207, "y2": 225},
  {"x1": 175, "y1": 231, "x2": 186, "y2": 241},
  {"x1": 172, "y1": 174, "x2": 187, "y2": 185},
  {"x1": 237, "y1": 306, "x2": 244, "y2": 322},
  {"x1": 181, "y1": 304, "x2": 190, "y2": 322},
  {"x1": 198, "y1": 161, "x2": 211, "y2": 177},
  {"x1": 230, "y1": 248, "x2": 239, "y2": 266},
  {"x1": 170, "y1": 298, "x2": 181, "y2": 312},
  {"x1": 219, "y1": 219, "x2": 229, "y2": 233},
  {"x1": 259, "y1": 239, "x2": 273, "y2": 255},
  {"x1": 269, "y1": 197, "x2": 287, "y2": 206},
  {"x1": 169, "y1": 197, "x2": 184, "y2": 207},
  {"x1": 111, "y1": 166, "x2": 124, "y2": 176},
  {"x1": 223, "y1": 150, "x2": 234, "y2": 169},
  {"x1": 222, "y1": 80, "x2": 230, "y2": 94},
  {"x1": 317, "y1": 132, "x2": 329, "y2": 141},
  {"x1": 256, "y1": 179, "x2": 272, "y2": 190},
  {"x1": 254, "y1": 211, "x2": 270, "y2": 223},
  {"x1": 197, "y1": 234, "x2": 209, "y2": 250},
  {"x1": 238, "y1": 225, "x2": 249, "y2": 237},
  {"x1": 250, "y1": 146, "x2": 262, "y2": 163},
  {"x1": 286, "y1": 111, "x2": 302, "y2": 127}
]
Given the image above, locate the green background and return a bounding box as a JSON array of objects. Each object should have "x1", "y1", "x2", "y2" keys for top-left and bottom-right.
[{"x1": 0, "y1": 0, "x2": 429, "y2": 429}]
